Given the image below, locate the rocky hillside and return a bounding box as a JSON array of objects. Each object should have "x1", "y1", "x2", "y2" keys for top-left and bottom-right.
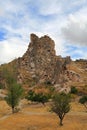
[{"x1": 0, "y1": 34, "x2": 87, "y2": 93}]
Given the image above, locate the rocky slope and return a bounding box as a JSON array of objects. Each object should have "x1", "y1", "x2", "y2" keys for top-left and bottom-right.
[{"x1": 0, "y1": 34, "x2": 87, "y2": 93}]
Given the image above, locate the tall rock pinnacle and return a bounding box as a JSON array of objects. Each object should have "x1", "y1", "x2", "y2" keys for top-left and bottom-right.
[
  {"x1": 18, "y1": 34, "x2": 57, "y2": 83},
  {"x1": 17, "y1": 33, "x2": 82, "y2": 91}
]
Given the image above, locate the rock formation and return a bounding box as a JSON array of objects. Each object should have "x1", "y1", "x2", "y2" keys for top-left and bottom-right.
[
  {"x1": 0, "y1": 33, "x2": 87, "y2": 93},
  {"x1": 16, "y1": 34, "x2": 82, "y2": 90}
]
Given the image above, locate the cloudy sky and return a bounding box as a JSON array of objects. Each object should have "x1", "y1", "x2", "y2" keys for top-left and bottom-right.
[{"x1": 0, "y1": 0, "x2": 87, "y2": 64}]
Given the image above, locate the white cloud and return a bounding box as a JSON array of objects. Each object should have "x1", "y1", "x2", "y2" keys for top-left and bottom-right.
[
  {"x1": 37, "y1": 0, "x2": 62, "y2": 15},
  {"x1": 62, "y1": 8, "x2": 87, "y2": 46},
  {"x1": 0, "y1": 37, "x2": 27, "y2": 64}
]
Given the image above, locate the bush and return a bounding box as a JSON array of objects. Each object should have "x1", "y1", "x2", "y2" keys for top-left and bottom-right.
[
  {"x1": 26, "y1": 90, "x2": 50, "y2": 105},
  {"x1": 79, "y1": 95, "x2": 87, "y2": 110},
  {"x1": 70, "y1": 86, "x2": 78, "y2": 94}
]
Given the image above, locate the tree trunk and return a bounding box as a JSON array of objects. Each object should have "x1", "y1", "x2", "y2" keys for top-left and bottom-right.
[
  {"x1": 42, "y1": 102, "x2": 45, "y2": 106},
  {"x1": 12, "y1": 106, "x2": 15, "y2": 114},
  {"x1": 59, "y1": 118, "x2": 63, "y2": 126}
]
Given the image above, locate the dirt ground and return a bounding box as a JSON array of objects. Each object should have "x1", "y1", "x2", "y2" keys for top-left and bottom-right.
[{"x1": 0, "y1": 100, "x2": 87, "y2": 130}]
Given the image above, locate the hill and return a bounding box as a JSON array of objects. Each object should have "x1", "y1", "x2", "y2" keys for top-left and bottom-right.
[{"x1": 0, "y1": 34, "x2": 87, "y2": 93}]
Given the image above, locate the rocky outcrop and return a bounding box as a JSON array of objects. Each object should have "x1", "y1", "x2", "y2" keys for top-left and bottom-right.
[
  {"x1": 17, "y1": 34, "x2": 81, "y2": 90},
  {"x1": 0, "y1": 33, "x2": 86, "y2": 92}
]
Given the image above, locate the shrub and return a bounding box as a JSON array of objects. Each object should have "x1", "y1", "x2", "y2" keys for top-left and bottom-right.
[
  {"x1": 26, "y1": 90, "x2": 50, "y2": 105},
  {"x1": 79, "y1": 95, "x2": 87, "y2": 110},
  {"x1": 70, "y1": 86, "x2": 78, "y2": 94}
]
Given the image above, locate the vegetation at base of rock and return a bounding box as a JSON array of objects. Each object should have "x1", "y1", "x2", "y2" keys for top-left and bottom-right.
[
  {"x1": 51, "y1": 92, "x2": 71, "y2": 126},
  {"x1": 26, "y1": 90, "x2": 50, "y2": 105},
  {"x1": 70, "y1": 86, "x2": 78, "y2": 94},
  {"x1": 79, "y1": 95, "x2": 87, "y2": 110}
]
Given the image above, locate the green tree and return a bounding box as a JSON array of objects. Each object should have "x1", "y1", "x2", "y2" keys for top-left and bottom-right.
[
  {"x1": 51, "y1": 93, "x2": 71, "y2": 126},
  {"x1": 5, "y1": 83, "x2": 23, "y2": 113},
  {"x1": 1, "y1": 64, "x2": 23, "y2": 113},
  {"x1": 26, "y1": 90, "x2": 50, "y2": 105},
  {"x1": 0, "y1": 62, "x2": 18, "y2": 89},
  {"x1": 79, "y1": 95, "x2": 87, "y2": 110}
]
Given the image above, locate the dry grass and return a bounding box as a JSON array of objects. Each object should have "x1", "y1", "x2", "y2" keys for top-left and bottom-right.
[{"x1": 0, "y1": 100, "x2": 87, "y2": 130}]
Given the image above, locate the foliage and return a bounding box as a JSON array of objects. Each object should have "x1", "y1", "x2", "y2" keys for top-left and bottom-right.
[
  {"x1": 0, "y1": 83, "x2": 4, "y2": 89},
  {"x1": 0, "y1": 63, "x2": 18, "y2": 88},
  {"x1": 70, "y1": 86, "x2": 78, "y2": 94},
  {"x1": 51, "y1": 93, "x2": 71, "y2": 126},
  {"x1": 79, "y1": 95, "x2": 87, "y2": 110},
  {"x1": 3, "y1": 66, "x2": 24, "y2": 113},
  {"x1": 26, "y1": 90, "x2": 50, "y2": 105},
  {"x1": 5, "y1": 82, "x2": 24, "y2": 113}
]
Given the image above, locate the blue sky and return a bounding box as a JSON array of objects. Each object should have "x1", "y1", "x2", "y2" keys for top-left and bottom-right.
[{"x1": 0, "y1": 0, "x2": 87, "y2": 64}]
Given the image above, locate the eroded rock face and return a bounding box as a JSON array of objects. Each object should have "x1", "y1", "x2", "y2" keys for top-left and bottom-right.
[
  {"x1": 17, "y1": 34, "x2": 74, "y2": 87},
  {"x1": 18, "y1": 34, "x2": 55, "y2": 83}
]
